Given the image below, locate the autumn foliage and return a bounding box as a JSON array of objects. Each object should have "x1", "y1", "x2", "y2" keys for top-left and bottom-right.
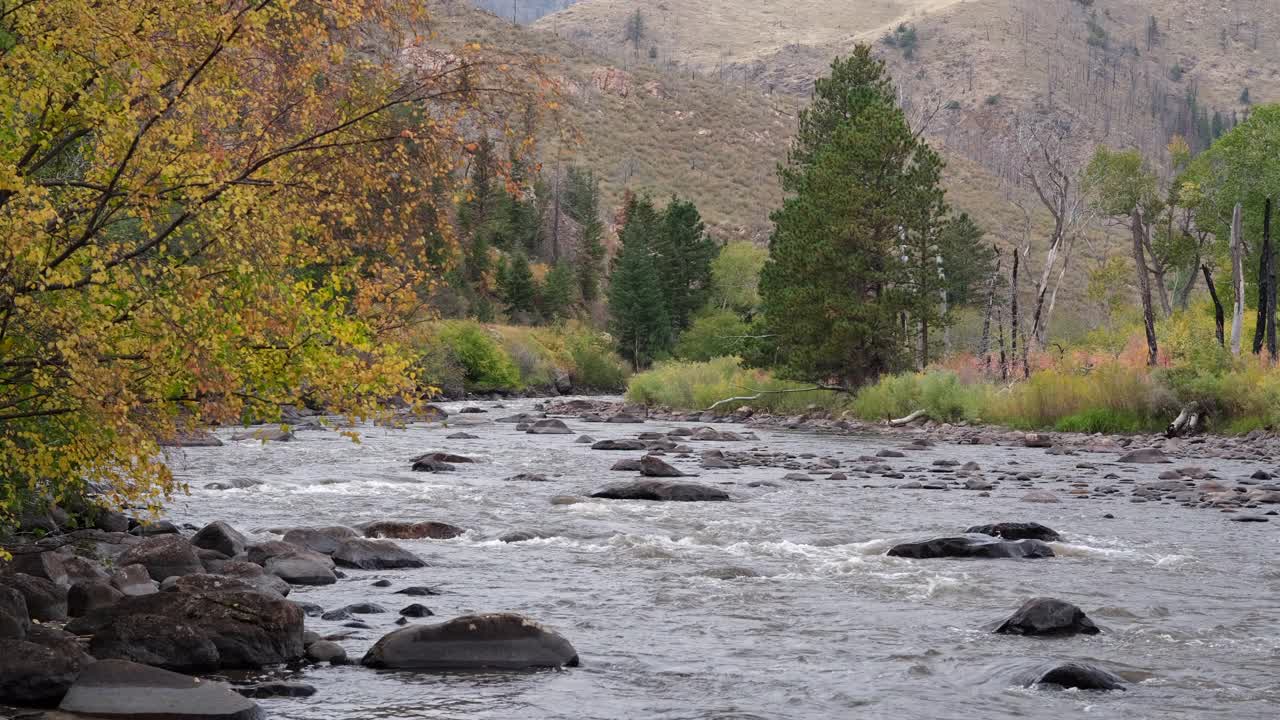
[{"x1": 0, "y1": 1, "x2": 545, "y2": 524}]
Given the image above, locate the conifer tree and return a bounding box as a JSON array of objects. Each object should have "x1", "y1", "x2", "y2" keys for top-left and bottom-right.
[
  {"x1": 498, "y1": 251, "x2": 538, "y2": 320},
  {"x1": 609, "y1": 196, "x2": 670, "y2": 367},
  {"x1": 565, "y1": 166, "x2": 606, "y2": 302},
  {"x1": 654, "y1": 197, "x2": 718, "y2": 332},
  {"x1": 541, "y1": 262, "x2": 576, "y2": 321}
]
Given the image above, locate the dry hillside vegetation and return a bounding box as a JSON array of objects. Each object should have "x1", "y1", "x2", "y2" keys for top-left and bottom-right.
[{"x1": 439, "y1": 0, "x2": 1122, "y2": 331}]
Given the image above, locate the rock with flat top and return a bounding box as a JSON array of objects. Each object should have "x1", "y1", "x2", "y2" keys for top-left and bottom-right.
[
  {"x1": 361, "y1": 613, "x2": 578, "y2": 670},
  {"x1": 58, "y1": 659, "x2": 262, "y2": 719}
]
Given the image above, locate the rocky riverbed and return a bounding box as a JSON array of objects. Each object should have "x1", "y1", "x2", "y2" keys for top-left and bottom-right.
[{"x1": 2, "y1": 397, "x2": 1278, "y2": 719}]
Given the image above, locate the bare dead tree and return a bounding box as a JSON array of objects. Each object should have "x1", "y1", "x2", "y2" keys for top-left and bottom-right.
[{"x1": 1011, "y1": 113, "x2": 1091, "y2": 352}]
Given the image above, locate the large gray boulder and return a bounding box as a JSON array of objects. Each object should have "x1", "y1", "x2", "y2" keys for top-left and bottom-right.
[
  {"x1": 0, "y1": 585, "x2": 31, "y2": 639},
  {"x1": 0, "y1": 572, "x2": 68, "y2": 621},
  {"x1": 0, "y1": 625, "x2": 93, "y2": 705},
  {"x1": 886, "y1": 536, "x2": 1055, "y2": 560},
  {"x1": 80, "y1": 586, "x2": 304, "y2": 670},
  {"x1": 110, "y1": 563, "x2": 158, "y2": 596},
  {"x1": 264, "y1": 551, "x2": 337, "y2": 586},
  {"x1": 361, "y1": 613, "x2": 579, "y2": 670},
  {"x1": 965, "y1": 522, "x2": 1060, "y2": 542},
  {"x1": 526, "y1": 418, "x2": 573, "y2": 434},
  {"x1": 192, "y1": 521, "x2": 248, "y2": 558},
  {"x1": 640, "y1": 455, "x2": 688, "y2": 478},
  {"x1": 333, "y1": 538, "x2": 425, "y2": 570},
  {"x1": 1017, "y1": 662, "x2": 1127, "y2": 691},
  {"x1": 360, "y1": 520, "x2": 465, "y2": 540},
  {"x1": 281, "y1": 526, "x2": 358, "y2": 555},
  {"x1": 68, "y1": 580, "x2": 125, "y2": 617},
  {"x1": 994, "y1": 597, "x2": 1100, "y2": 636},
  {"x1": 117, "y1": 534, "x2": 204, "y2": 581},
  {"x1": 59, "y1": 659, "x2": 263, "y2": 719},
  {"x1": 590, "y1": 479, "x2": 730, "y2": 502}
]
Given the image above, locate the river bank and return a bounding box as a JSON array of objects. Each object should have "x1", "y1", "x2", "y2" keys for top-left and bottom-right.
[{"x1": 3, "y1": 396, "x2": 1278, "y2": 719}]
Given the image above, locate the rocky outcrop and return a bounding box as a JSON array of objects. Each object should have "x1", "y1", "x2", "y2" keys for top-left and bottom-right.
[
  {"x1": 58, "y1": 659, "x2": 262, "y2": 719},
  {"x1": 361, "y1": 613, "x2": 579, "y2": 670},
  {"x1": 639, "y1": 455, "x2": 688, "y2": 477},
  {"x1": 590, "y1": 479, "x2": 730, "y2": 502},
  {"x1": 886, "y1": 536, "x2": 1055, "y2": 560},
  {"x1": 280, "y1": 526, "x2": 359, "y2": 555},
  {"x1": 994, "y1": 598, "x2": 1100, "y2": 636},
  {"x1": 191, "y1": 521, "x2": 247, "y2": 558}
]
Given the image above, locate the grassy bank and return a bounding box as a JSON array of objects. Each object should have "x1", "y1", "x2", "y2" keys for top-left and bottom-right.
[
  {"x1": 624, "y1": 350, "x2": 1280, "y2": 436},
  {"x1": 411, "y1": 320, "x2": 629, "y2": 397}
]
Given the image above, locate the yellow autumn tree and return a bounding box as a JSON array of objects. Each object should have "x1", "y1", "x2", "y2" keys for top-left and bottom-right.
[{"x1": 0, "y1": 0, "x2": 547, "y2": 527}]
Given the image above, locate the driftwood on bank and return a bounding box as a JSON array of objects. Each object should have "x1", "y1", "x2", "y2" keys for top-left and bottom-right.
[
  {"x1": 888, "y1": 409, "x2": 930, "y2": 427},
  {"x1": 1166, "y1": 402, "x2": 1207, "y2": 438},
  {"x1": 703, "y1": 385, "x2": 850, "y2": 413}
]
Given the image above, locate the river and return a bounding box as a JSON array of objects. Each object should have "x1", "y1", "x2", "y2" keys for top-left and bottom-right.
[{"x1": 161, "y1": 398, "x2": 1280, "y2": 720}]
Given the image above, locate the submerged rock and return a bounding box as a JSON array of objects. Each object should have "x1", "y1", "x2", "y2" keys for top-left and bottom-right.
[
  {"x1": 610, "y1": 458, "x2": 644, "y2": 472},
  {"x1": 361, "y1": 613, "x2": 578, "y2": 670},
  {"x1": 590, "y1": 479, "x2": 730, "y2": 502},
  {"x1": 592, "y1": 439, "x2": 648, "y2": 451},
  {"x1": 965, "y1": 522, "x2": 1060, "y2": 542},
  {"x1": 1018, "y1": 662, "x2": 1126, "y2": 691},
  {"x1": 58, "y1": 659, "x2": 262, "y2": 719},
  {"x1": 994, "y1": 598, "x2": 1100, "y2": 636},
  {"x1": 281, "y1": 526, "x2": 359, "y2": 555},
  {"x1": 504, "y1": 473, "x2": 550, "y2": 482},
  {"x1": 886, "y1": 536, "x2": 1054, "y2": 560},
  {"x1": 361, "y1": 520, "x2": 465, "y2": 540},
  {"x1": 1117, "y1": 447, "x2": 1172, "y2": 464},
  {"x1": 527, "y1": 418, "x2": 573, "y2": 434}
]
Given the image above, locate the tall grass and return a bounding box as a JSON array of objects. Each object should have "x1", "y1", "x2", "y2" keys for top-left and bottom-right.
[{"x1": 625, "y1": 357, "x2": 853, "y2": 414}]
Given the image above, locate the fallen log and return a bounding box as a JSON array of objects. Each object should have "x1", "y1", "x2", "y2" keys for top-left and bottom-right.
[
  {"x1": 1166, "y1": 402, "x2": 1206, "y2": 438},
  {"x1": 889, "y1": 409, "x2": 930, "y2": 427},
  {"x1": 704, "y1": 385, "x2": 849, "y2": 413}
]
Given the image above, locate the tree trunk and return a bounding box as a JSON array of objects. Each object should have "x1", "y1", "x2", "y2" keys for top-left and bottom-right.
[
  {"x1": 1131, "y1": 206, "x2": 1159, "y2": 366},
  {"x1": 1253, "y1": 214, "x2": 1268, "y2": 354},
  {"x1": 1175, "y1": 251, "x2": 1200, "y2": 310},
  {"x1": 1202, "y1": 264, "x2": 1225, "y2": 347},
  {"x1": 997, "y1": 304, "x2": 1008, "y2": 381},
  {"x1": 1028, "y1": 231, "x2": 1061, "y2": 349},
  {"x1": 1010, "y1": 249, "x2": 1020, "y2": 377},
  {"x1": 1042, "y1": 236, "x2": 1075, "y2": 343},
  {"x1": 1152, "y1": 263, "x2": 1173, "y2": 317},
  {"x1": 1230, "y1": 202, "x2": 1245, "y2": 356},
  {"x1": 979, "y1": 249, "x2": 1001, "y2": 373},
  {"x1": 1265, "y1": 198, "x2": 1277, "y2": 359}
]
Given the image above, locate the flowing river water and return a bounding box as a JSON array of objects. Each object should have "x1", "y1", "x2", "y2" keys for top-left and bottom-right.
[{"x1": 161, "y1": 398, "x2": 1279, "y2": 720}]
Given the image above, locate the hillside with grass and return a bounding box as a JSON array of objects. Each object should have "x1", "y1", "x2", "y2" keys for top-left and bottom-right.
[{"x1": 435, "y1": 1, "x2": 1120, "y2": 333}]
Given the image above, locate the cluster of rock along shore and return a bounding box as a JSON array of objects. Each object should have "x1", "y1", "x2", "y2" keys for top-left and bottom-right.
[{"x1": 3, "y1": 397, "x2": 1275, "y2": 717}]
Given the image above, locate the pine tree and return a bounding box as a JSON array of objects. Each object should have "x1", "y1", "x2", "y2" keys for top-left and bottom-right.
[
  {"x1": 565, "y1": 166, "x2": 606, "y2": 302},
  {"x1": 759, "y1": 47, "x2": 951, "y2": 385},
  {"x1": 540, "y1": 262, "x2": 576, "y2": 321},
  {"x1": 609, "y1": 196, "x2": 670, "y2": 367},
  {"x1": 498, "y1": 251, "x2": 538, "y2": 320},
  {"x1": 653, "y1": 196, "x2": 717, "y2": 332}
]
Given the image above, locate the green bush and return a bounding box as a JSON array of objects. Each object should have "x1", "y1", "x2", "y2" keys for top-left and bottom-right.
[
  {"x1": 1053, "y1": 408, "x2": 1150, "y2": 434},
  {"x1": 674, "y1": 310, "x2": 750, "y2": 361},
  {"x1": 626, "y1": 357, "x2": 851, "y2": 414},
  {"x1": 434, "y1": 321, "x2": 522, "y2": 392},
  {"x1": 850, "y1": 371, "x2": 987, "y2": 423},
  {"x1": 565, "y1": 327, "x2": 630, "y2": 390}
]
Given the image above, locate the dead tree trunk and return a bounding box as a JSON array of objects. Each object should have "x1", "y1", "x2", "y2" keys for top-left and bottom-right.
[
  {"x1": 997, "y1": 304, "x2": 1008, "y2": 381},
  {"x1": 979, "y1": 248, "x2": 1002, "y2": 373},
  {"x1": 1010, "y1": 249, "x2": 1021, "y2": 377},
  {"x1": 1266, "y1": 198, "x2": 1277, "y2": 359},
  {"x1": 1230, "y1": 202, "x2": 1245, "y2": 356},
  {"x1": 1202, "y1": 264, "x2": 1225, "y2": 347},
  {"x1": 1132, "y1": 206, "x2": 1159, "y2": 366},
  {"x1": 1166, "y1": 401, "x2": 1206, "y2": 438}
]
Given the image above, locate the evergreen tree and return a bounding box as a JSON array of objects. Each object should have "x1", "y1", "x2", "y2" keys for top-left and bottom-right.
[
  {"x1": 609, "y1": 196, "x2": 670, "y2": 367},
  {"x1": 565, "y1": 166, "x2": 606, "y2": 302},
  {"x1": 759, "y1": 47, "x2": 952, "y2": 386},
  {"x1": 541, "y1": 262, "x2": 576, "y2": 321},
  {"x1": 498, "y1": 251, "x2": 538, "y2": 320},
  {"x1": 654, "y1": 196, "x2": 717, "y2": 332}
]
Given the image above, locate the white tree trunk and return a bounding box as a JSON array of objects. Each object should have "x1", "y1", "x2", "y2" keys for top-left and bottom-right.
[{"x1": 1230, "y1": 202, "x2": 1245, "y2": 357}]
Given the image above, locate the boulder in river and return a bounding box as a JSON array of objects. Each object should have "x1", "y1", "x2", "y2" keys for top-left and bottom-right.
[
  {"x1": 610, "y1": 458, "x2": 644, "y2": 471},
  {"x1": 306, "y1": 640, "x2": 348, "y2": 665},
  {"x1": 361, "y1": 520, "x2": 465, "y2": 540},
  {"x1": 504, "y1": 473, "x2": 550, "y2": 482},
  {"x1": 58, "y1": 659, "x2": 263, "y2": 719},
  {"x1": 281, "y1": 525, "x2": 359, "y2": 555},
  {"x1": 446, "y1": 432, "x2": 480, "y2": 440},
  {"x1": 192, "y1": 520, "x2": 248, "y2": 558},
  {"x1": 117, "y1": 534, "x2": 205, "y2": 581},
  {"x1": 527, "y1": 418, "x2": 573, "y2": 434},
  {"x1": 411, "y1": 451, "x2": 475, "y2": 464},
  {"x1": 410, "y1": 458, "x2": 456, "y2": 472},
  {"x1": 886, "y1": 536, "x2": 1055, "y2": 560},
  {"x1": 965, "y1": 522, "x2": 1060, "y2": 542},
  {"x1": 591, "y1": 479, "x2": 730, "y2": 502},
  {"x1": 360, "y1": 613, "x2": 579, "y2": 670},
  {"x1": 994, "y1": 598, "x2": 1100, "y2": 636},
  {"x1": 264, "y1": 551, "x2": 337, "y2": 586},
  {"x1": 640, "y1": 455, "x2": 688, "y2": 477},
  {"x1": 1018, "y1": 662, "x2": 1126, "y2": 691},
  {"x1": 1117, "y1": 447, "x2": 1172, "y2": 464},
  {"x1": 592, "y1": 439, "x2": 648, "y2": 451},
  {"x1": 333, "y1": 538, "x2": 426, "y2": 569}
]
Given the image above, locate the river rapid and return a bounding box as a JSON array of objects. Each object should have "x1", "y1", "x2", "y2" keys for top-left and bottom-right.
[{"x1": 162, "y1": 398, "x2": 1280, "y2": 720}]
